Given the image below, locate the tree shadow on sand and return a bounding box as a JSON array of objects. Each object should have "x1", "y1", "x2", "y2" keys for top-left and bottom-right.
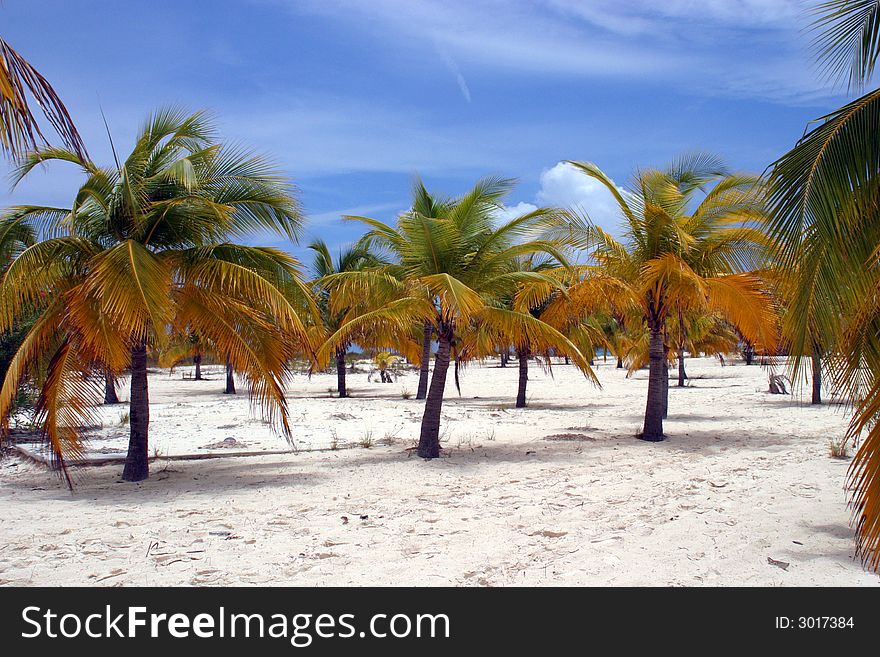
[{"x1": 17, "y1": 456, "x2": 326, "y2": 503}]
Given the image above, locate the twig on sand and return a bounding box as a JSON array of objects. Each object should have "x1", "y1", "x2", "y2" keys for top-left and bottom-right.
[{"x1": 767, "y1": 557, "x2": 789, "y2": 571}]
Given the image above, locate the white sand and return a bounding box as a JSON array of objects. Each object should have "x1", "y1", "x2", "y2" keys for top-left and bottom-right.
[{"x1": 0, "y1": 357, "x2": 877, "y2": 586}]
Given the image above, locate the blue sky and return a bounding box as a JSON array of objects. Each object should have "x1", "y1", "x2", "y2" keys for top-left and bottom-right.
[{"x1": 0, "y1": 0, "x2": 848, "y2": 266}]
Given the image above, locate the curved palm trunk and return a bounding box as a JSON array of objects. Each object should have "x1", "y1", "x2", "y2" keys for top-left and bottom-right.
[
  {"x1": 122, "y1": 342, "x2": 150, "y2": 482},
  {"x1": 811, "y1": 345, "x2": 822, "y2": 405},
  {"x1": 224, "y1": 356, "x2": 236, "y2": 394},
  {"x1": 516, "y1": 347, "x2": 529, "y2": 408},
  {"x1": 104, "y1": 369, "x2": 119, "y2": 404},
  {"x1": 335, "y1": 347, "x2": 347, "y2": 398},
  {"x1": 417, "y1": 330, "x2": 452, "y2": 458},
  {"x1": 677, "y1": 348, "x2": 687, "y2": 387},
  {"x1": 193, "y1": 351, "x2": 202, "y2": 380},
  {"x1": 416, "y1": 322, "x2": 432, "y2": 400},
  {"x1": 642, "y1": 327, "x2": 666, "y2": 441}
]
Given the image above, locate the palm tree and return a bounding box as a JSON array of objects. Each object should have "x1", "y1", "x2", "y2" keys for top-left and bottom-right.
[
  {"x1": 158, "y1": 332, "x2": 210, "y2": 380},
  {"x1": 319, "y1": 177, "x2": 593, "y2": 458},
  {"x1": 487, "y1": 256, "x2": 600, "y2": 408},
  {"x1": 621, "y1": 310, "x2": 740, "y2": 386},
  {"x1": 764, "y1": 0, "x2": 880, "y2": 571},
  {"x1": 674, "y1": 312, "x2": 740, "y2": 386},
  {"x1": 372, "y1": 351, "x2": 403, "y2": 382},
  {"x1": 0, "y1": 36, "x2": 86, "y2": 159},
  {"x1": 309, "y1": 239, "x2": 380, "y2": 398},
  {"x1": 0, "y1": 108, "x2": 316, "y2": 483},
  {"x1": 406, "y1": 181, "x2": 455, "y2": 400},
  {"x1": 552, "y1": 155, "x2": 776, "y2": 440}
]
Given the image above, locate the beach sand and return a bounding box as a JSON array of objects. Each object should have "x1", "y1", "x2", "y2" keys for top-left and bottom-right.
[{"x1": 0, "y1": 356, "x2": 877, "y2": 586}]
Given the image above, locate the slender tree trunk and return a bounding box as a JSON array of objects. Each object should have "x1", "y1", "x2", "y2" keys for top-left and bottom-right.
[
  {"x1": 193, "y1": 351, "x2": 202, "y2": 380},
  {"x1": 516, "y1": 347, "x2": 529, "y2": 408},
  {"x1": 743, "y1": 341, "x2": 754, "y2": 366},
  {"x1": 417, "y1": 331, "x2": 452, "y2": 458},
  {"x1": 224, "y1": 356, "x2": 236, "y2": 394},
  {"x1": 677, "y1": 305, "x2": 687, "y2": 388},
  {"x1": 662, "y1": 361, "x2": 669, "y2": 418},
  {"x1": 617, "y1": 355, "x2": 623, "y2": 369},
  {"x1": 416, "y1": 322, "x2": 432, "y2": 400},
  {"x1": 642, "y1": 327, "x2": 665, "y2": 441},
  {"x1": 104, "y1": 369, "x2": 119, "y2": 404},
  {"x1": 564, "y1": 354, "x2": 569, "y2": 365},
  {"x1": 335, "y1": 348, "x2": 347, "y2": 398},
  {"x1": 122, "y1": 342, "x2": 150, "y2": 482},
  {"x1": 811, "y1": 345, "x2": 822, "y2": 405},
  {"x1": 500, "y1": 349, "x2": 508, "y2": 368}
]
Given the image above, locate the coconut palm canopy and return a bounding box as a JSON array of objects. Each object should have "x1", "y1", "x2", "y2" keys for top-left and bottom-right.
[
  {"x1": 308, "y1": 238, "x2": 385, "y2": 398},
  {"x1": 317, "y1": 177, "x2": 596, "y2": 457},
  {"x1": 0, "y1": 107, "x2": 318, "y2": 483},
  {"x1": 765, "y1": 0, "x2": 880, "y2": 571},
  {"x1": 544, "y1": 154, "x2": 777, "y2": 441}
]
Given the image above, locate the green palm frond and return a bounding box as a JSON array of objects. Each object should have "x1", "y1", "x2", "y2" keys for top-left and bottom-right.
[
  {"x1": 0, "y1": 37, "x2": 86, "y2": 160},
  {"x1": 812, "y1": 0, "x2": 880, "y2": 90}
]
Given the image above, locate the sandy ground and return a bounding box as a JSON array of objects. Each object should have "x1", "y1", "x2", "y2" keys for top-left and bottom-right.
[{"x1": 0, "y1": 356, "x2": 877, "y2": 586}]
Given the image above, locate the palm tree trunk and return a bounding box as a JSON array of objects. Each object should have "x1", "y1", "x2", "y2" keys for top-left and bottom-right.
[
  {"x1": 335, "y1": 347, "x2": 347, "y2": 398},
  {"x1": 677, "y1": 305, "x2": 687, "y2": 387},
  {"x1": 743, "y1": 341, "x2": 754, "y2": 366},
  {"x1": 811, "y1": 345, "x2": 822, "y2": 405},
  {"x1": 642, "y1": 327, "x2": 665, "y2": 441},
  {"x1": 193, "y1": 351, "x2": 202, "y2": 380},
  {"x1": 516, "y1": 347, "x2": 529, "y2": 408},
  {"x1": 104, "y1": 369, "x2": 119, "y2": 404},
  {"x1": 564, "y1": 354, "x2": 569, "y2": 365},
  {"x1": 662, "y1": 361, "x2": 669, "y2": 418},
  {"x1": 122, "y1": 342, "x2": 150, "y2": 482},
  {"x1": 416, "y1": 321, "x2": 432, "y2": 400},
  {"x1": 224, "y1": 356, "x2": 236, "y2": 394},
  {"x1": 417, "y1": 330, "x2": 452, "y2": 458},
  {"x1": 500, "y1": 348, "x2": 508, "y2": 368},
  {"x1": 617, "y1": 355, "x2": 623, "y2": 369}
]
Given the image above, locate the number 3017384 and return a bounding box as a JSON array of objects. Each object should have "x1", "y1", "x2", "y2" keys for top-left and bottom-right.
[{"x1": 775, "y1": 617, "x2": 854, "y2": 629}]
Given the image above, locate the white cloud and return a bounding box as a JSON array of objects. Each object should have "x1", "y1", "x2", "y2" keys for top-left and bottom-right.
[
  {"x1": 493, "y1": 161, "x2": 625, "y2": 235},
  {"x1": 493, "y1": 201, "x2": 539, "y2": 223},
  {"x1": 535, "y1": 162, "x2": 623, "y2": 232}
]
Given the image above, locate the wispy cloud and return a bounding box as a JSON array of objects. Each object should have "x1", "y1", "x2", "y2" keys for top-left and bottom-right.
[
  {"x1": 436, "y1": 46, "x2": 472, "y2": 103},
  {"x1": 278, "y1": 0, "x2": 837, "y2": 105},
  {"x1": 305, "y1": 201, "x2": 406, "y2": 228},
  {"x1": 215, "y1": 93, "x2": 585, "y2": 176}
]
